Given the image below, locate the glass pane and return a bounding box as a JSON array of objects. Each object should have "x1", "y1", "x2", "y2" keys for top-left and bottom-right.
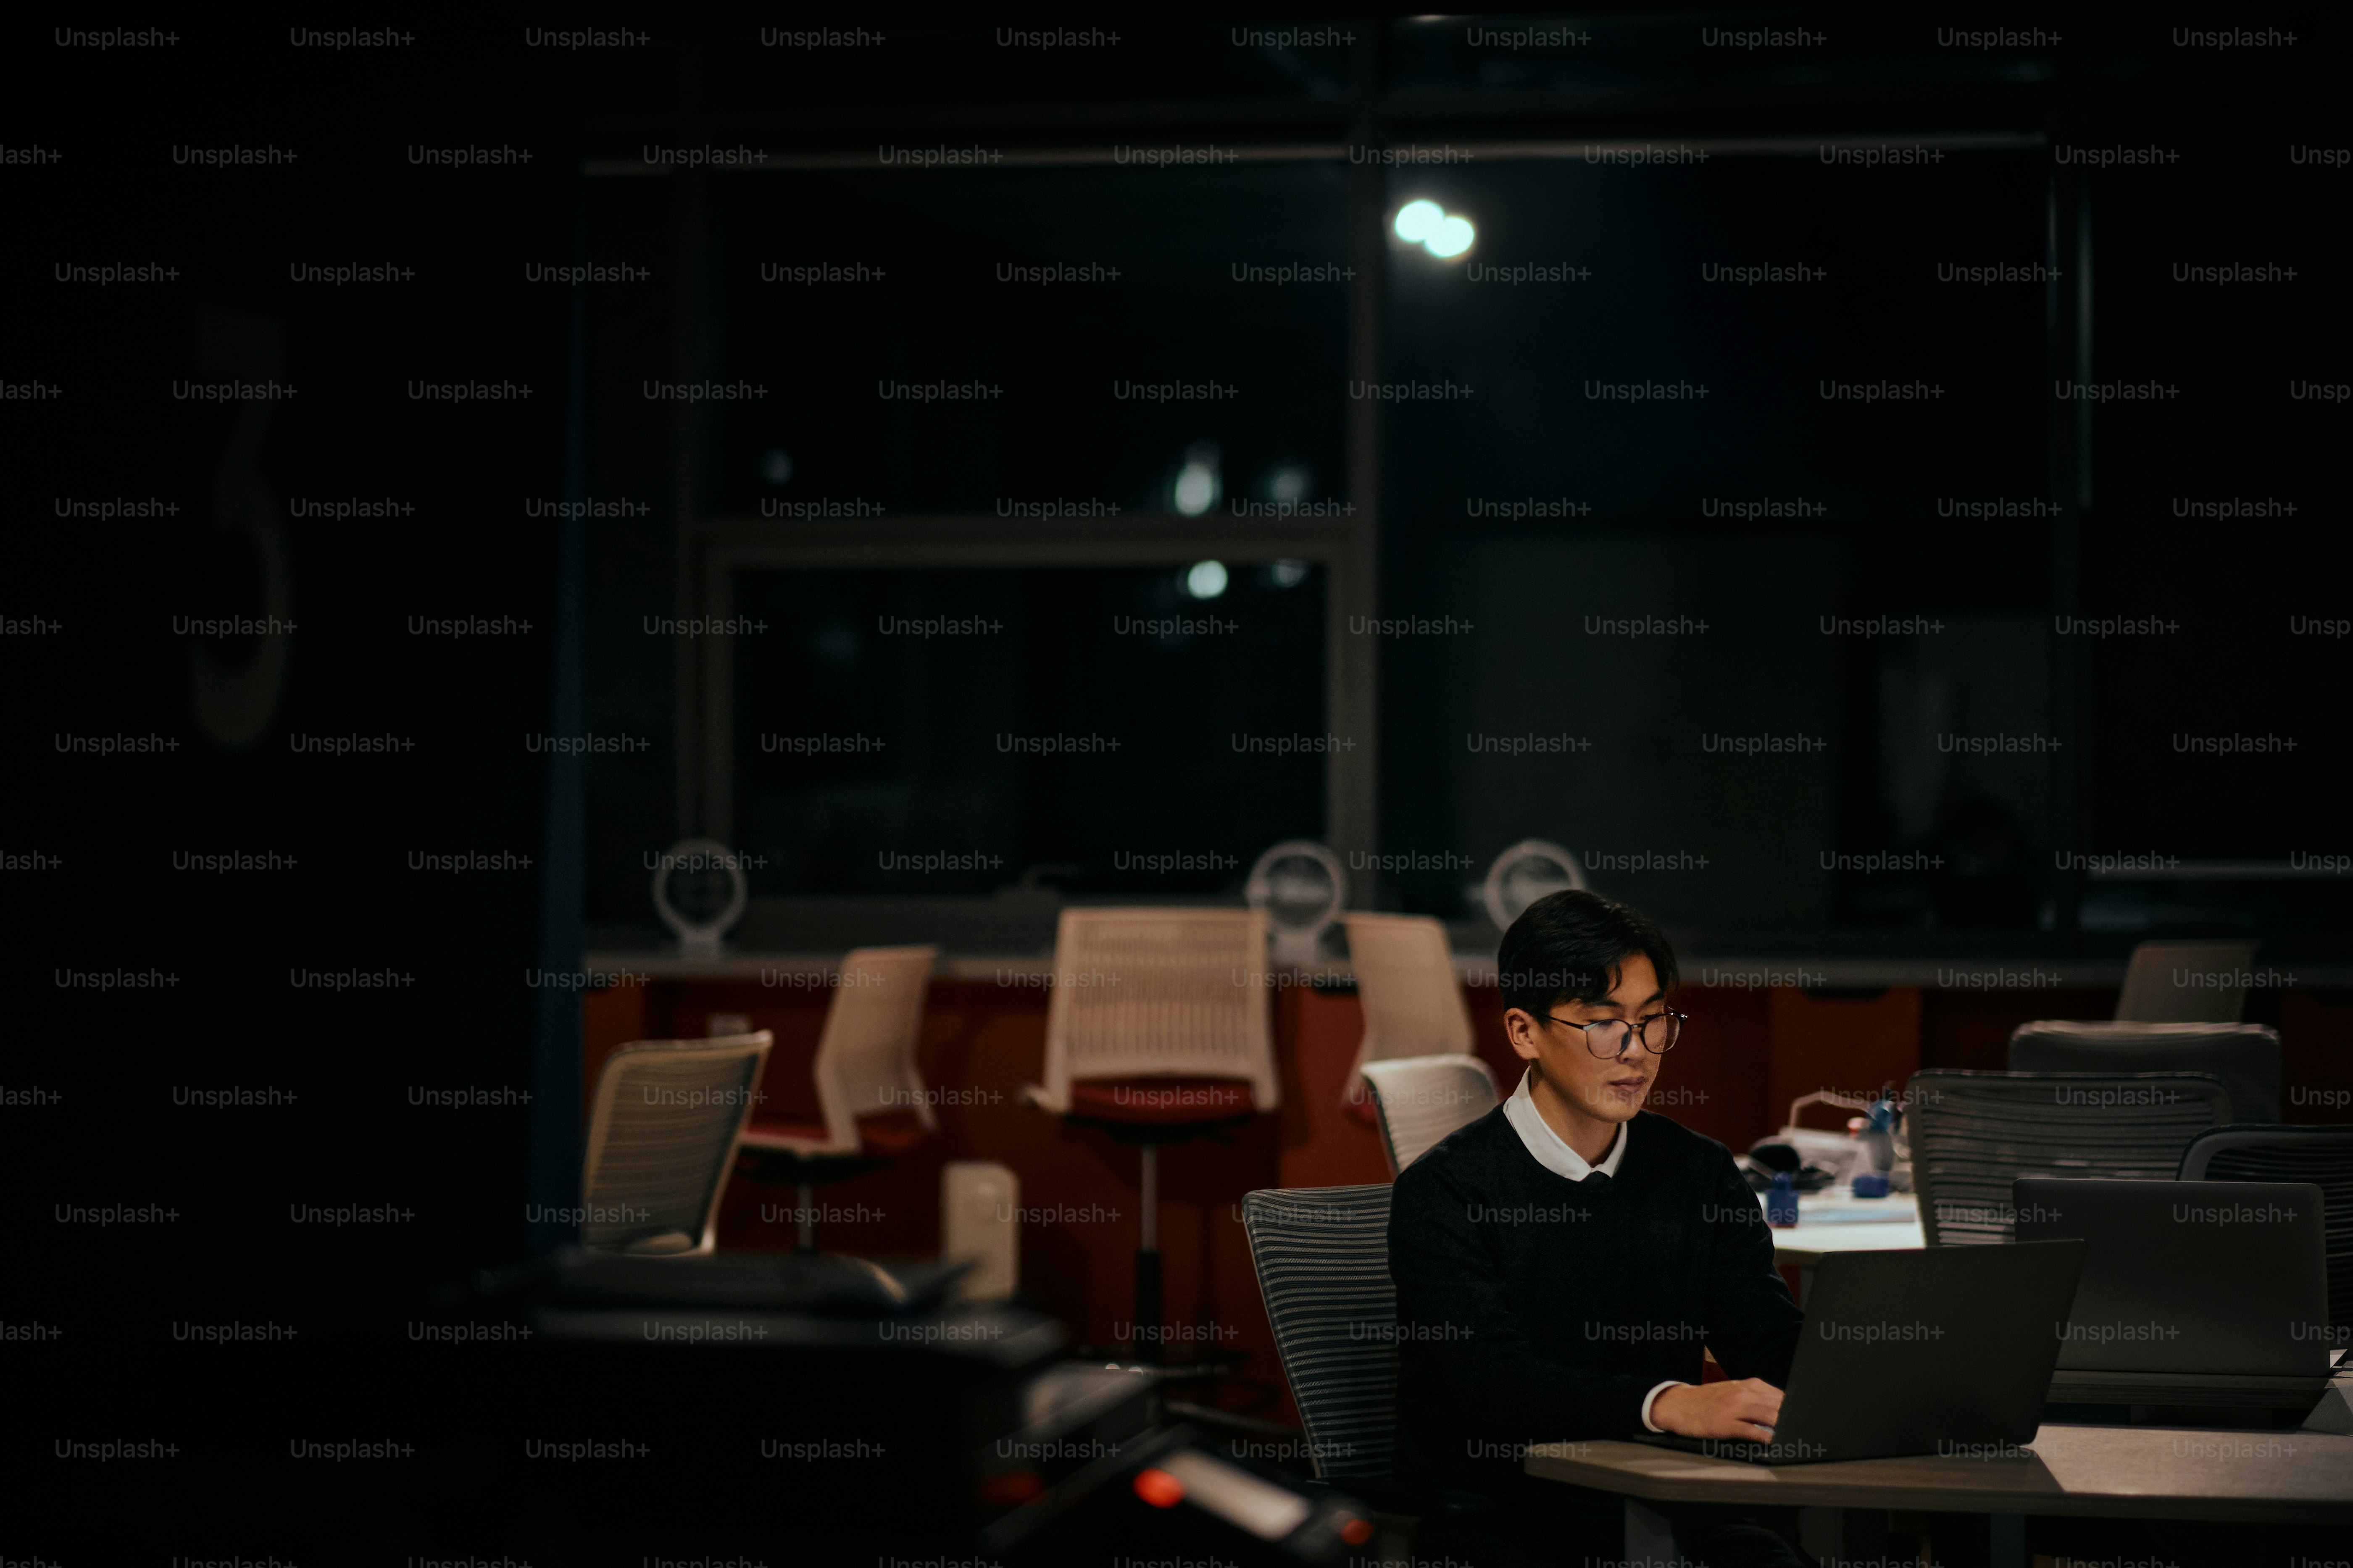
[
  {"x1": 1389, "y1": 12, "x2": 2060, "y2": 97},
  {"x1": 710, "y1": 162, "x2": 1351, "y2": 519},
  {"x1": 729, "y1": 563, "x2": 1327, "y2": 902},
  {"x1": 1376, "y1": 147, "x2": 2051, "y2": 931},
  {"x1": 697, "y1": 22, "x2": 1357, "y2": 115}
]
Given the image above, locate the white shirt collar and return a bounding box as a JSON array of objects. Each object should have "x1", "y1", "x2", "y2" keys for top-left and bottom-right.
[{"x1": 1504, "y1": 1067, "x2": 1629, "y2": 1181}]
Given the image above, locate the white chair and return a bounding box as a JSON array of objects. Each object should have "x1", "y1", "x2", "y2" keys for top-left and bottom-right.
[
  {"x1": 2114, "y1": 939, "x2": 2258, "y2": 1023},
  {"x1": 1340, "y1": 913, "x2": 1474, "y2": 1118},
  {"x1": 1361, "y1": 1054, "x2": 1501, "y2": 1175},
  {"x1": 737, "y1": 945, "x2": 938, "y2": 1250},
  {"x1": 1025, "y1": 909, "x2": 1278, "y2": 1114},
  {"x1": 581, "y1": 1031, "x2": 772, "y2": 1256},
  {"x1": 1024, "y1": 908, "x2": 1277, "y2": 1360}
]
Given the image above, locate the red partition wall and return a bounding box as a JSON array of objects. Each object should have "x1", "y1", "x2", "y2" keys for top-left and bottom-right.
[
  {"x1": 1663, "y1": 984, "x2": 1776, "y2": 1150},
  {"x1": 1918, "y1": 987, "x2": 2119, "y2": 1072},
  {"x1": 1274, "y1": 983, "x2": 1387, "y2": 1191},
  {"x1": 1766, "y1": 988, "x2": 1922, "y2": 1131}
]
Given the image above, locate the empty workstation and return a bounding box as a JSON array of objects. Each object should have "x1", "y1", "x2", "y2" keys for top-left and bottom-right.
[{"x1": 14, "y1": 13, "x2": 2351, "y2": 1568}]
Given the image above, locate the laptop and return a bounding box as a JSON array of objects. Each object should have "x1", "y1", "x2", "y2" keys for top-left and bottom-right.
[
  {"x1": 1631, "y1": 1240, "x2": 2085, "y2": 1464},
  {"x1": 2014, "y1": 1178, "x2": 2332, "y2": 1377}
]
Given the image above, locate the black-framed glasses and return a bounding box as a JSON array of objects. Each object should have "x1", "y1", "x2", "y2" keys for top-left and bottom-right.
[{"x1": 1541, "y1": 1010, "x2": 1686, "y2": 1058}]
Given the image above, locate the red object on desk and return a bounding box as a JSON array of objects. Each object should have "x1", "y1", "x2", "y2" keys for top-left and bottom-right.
[{"x1": 1134, "y1": 1468, "x2": 1184, "y2": 1508}]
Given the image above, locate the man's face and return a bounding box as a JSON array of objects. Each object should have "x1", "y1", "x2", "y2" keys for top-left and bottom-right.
[{"x1": 1507, "y1": 952, "x2": 1666, "y2": 1127}]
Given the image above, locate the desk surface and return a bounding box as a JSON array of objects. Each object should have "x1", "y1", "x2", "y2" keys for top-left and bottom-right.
[
  {"x1": 1525, "y1": 1424, "x2": 2353, "y2": 1523},
  {"x1": 1767, "y1": 1189, "x2": 1925, "y2": 1264}
]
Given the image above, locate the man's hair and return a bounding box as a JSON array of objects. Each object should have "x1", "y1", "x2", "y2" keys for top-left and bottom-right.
[{"x1": 1496, "y1": 889, "x2": 1679, "y2": 1018}]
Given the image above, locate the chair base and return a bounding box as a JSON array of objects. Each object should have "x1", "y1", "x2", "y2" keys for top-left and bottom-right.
[
  {"x1": 1134, "y1": 1247, "x2": 1161, "y2": 1363},
  {"x1": 1055, "y1": 1086, "x2": 1261, "y2": 1368}
]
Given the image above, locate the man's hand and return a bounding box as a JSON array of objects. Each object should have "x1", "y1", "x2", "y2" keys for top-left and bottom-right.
[{"x1": 1650, "y1": 1379, "x2": 1782, "y2": 1441}]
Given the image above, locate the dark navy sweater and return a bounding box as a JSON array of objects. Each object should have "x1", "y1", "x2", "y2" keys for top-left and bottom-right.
[{"x1": 1387, "y1": 1104, "x2": 1803, "y2": 1494}]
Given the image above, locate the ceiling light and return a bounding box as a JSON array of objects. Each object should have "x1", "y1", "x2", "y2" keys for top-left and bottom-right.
[
  {"x1": 1393, "y1": 199, "x2": 1444, "y2": 243},
  {"x1": 1173, "y1": 442, "x2": 1221, "y2": 516},
  {"x1": 1427, "y1": 214, "x2": 1476, "y2": 258},
  {"x1": 1394, "y1": 200, "x2": 1476, "y2": 260},
  {"x1": 1185, "y1": 560, "x2": 1229, "y2": 600}
]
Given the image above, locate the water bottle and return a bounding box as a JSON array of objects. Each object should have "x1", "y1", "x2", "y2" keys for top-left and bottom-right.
[
  {"x1": 1766, "y1": 1171, "x2": 1799, "y2": 1228},
  {"x1": 1861, "y1": 1097, "x2": 1896, "y2": 1176}
]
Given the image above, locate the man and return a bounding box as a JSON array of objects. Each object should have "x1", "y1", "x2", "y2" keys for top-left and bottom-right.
[{"x1": 1390, "y1": 890, "x2": 1808, "y2": 1568}]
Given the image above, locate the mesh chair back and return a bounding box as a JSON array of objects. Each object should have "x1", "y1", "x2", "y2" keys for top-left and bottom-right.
[
  {"x1": 1906, "y1": 1069, "x2": 2229, "y2": 1246},
  {"x1": 2114, "y1": 940, "x2": 2258, "y2": 1023},
  {"x1": 1342, "y1": 913, "x2": 1474, "y2": 1090},
  {"x1": 1240, "y1": 1184, "x2": 1396, "y2": 1479},
  {"x1": 1034, "y1": 908, "x2": 1277, "y2": 1113},
  {"x1": 1362, "y1": 1054, "x2": 1501, "y2": 1176},
  {"x1": 582, "y1": 1032, "x2": 771, "y2": 1255},
  {"x1": 813, "y1": 945, "x2": 939, "y2": 1149},
  {"x1": 2008, "y1": 1020, "x2": 2282, "y2": 1123},
  {"x1": 2180, "y1": 1123, "x2": 2353, "y2": 1334}
]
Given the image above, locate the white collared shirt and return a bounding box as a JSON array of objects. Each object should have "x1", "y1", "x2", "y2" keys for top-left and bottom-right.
[
  {"x1": 1503, "y1": 1066, "x2": 1629, "y2": 1181},
  {"x1": 1500, "y1": 1067, "x2": 1682, "y2": 1434}
]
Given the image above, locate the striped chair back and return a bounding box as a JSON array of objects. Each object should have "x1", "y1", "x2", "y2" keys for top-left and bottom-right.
[
  {"x1": 1906, "y1": 1069, "x2": 2229, "y2": 1246},
  {"x1": 583, "y1": 1033, "x2": 771, "y2": 1255},
  {"x1": 1240, "y1": 1184, "x2": 1396, "y2": 1479},
  {"x1": 2181, "y1": 1123, "x2": 2353, "y2": 1336}
]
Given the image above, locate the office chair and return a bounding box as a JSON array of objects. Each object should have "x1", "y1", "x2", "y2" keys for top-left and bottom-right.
[
  {"x1": 2008, "y1": 1020, "x2": 2282, "y2": 1123},
  {"x1": 735, "y1": 946, "x2": 938, "y2": 1252},
  {"x1": 581, "y1": 1031, "x2": 772, "y2": 1256},
  {"x1": 1238, "y1": 1183, "x2": 1497, "y2": 1529},
  {"x1": 2113, "y1": 939, "x2": 2259, "y2": 1023},
  {"x1": 1361, "y1": 1054, "x2": 1501, "y2": 1176},
  {"x1": 1025, "y1": 908, "x2": 1277, "y2": 1361},
  {"x1": 1905, "y1": 1068, "x2": 2231, "y2": 1245},
  {"x1": 2180, "y1": 1123, "x2": 2353, "y2": 1336},
  {"x1": 1239, "y1": 1184, "x2": 1397, "y2": 1479},
  {"x1": 1340, "y1": 913, "x2": 1475, "y2": 1124}
]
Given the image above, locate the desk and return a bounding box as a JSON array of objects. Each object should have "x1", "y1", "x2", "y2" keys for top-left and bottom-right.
[{"x1": 1527, "y1": 1425, "x2": 2353, "y2": 1567}]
